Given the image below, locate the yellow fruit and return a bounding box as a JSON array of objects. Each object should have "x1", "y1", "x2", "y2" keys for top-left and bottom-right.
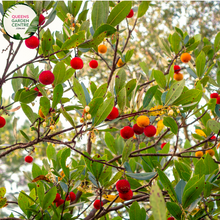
[
  {"x1": 136, "y1": 115, "x2": 150, "y2": 128},
  {"x1": 174, "y1": 73, "x2": 183, "y2": 81},
  {"x1": 195, "y1": 151, "x2": 203, "y2": 157},
  {"x1": 87, "y1": 114, "x2": 91, "y2": 120},
  {"x1": 102, "y1": 194, "x2": 124, "y2": 203},
  {"x1": 39, "y1": 109, "x2": 45, "y2": 118},
  {"x1": 180, "y1": 53, "x2": 191, "y2": 63},
  {"x1": 205, "y1": 149, "x2": 215, "y2": 157},
  {"x1": 117, "y1": 58, "x2": 124, "y2": 67},
  {"x1": 84, "y1": 106, "x2": 90, "y2": 113},
  {"x1": 98, "y1": 44, "x2": 107, "y2": 54}
]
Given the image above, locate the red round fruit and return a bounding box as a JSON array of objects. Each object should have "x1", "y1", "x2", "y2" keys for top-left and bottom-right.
[
  {"x1": 66, "y1": 195, "x2": 70, "y2": 201},
  {"x1": 144, "y1": 125, "x2": 156, "y2": 137},
  {"x1": 93, "y1": 200, "x2": 103, "y2": 210},
  {"x1": 120, "y1": 126, "x2": 134, "y2": 139},
  {"x1": 34, "y1": 87, "x2": 42, "y2": 96},
  {"x1": 211, "y1": 135, "x2": 216, "y2": 140},
  {"x1": 54, "y1": 193, "x2": 61, "y2": 203},
  {"x1": 161, "y1": 142, "x2": 167, "y2": 149},
  {"x1": 25, "y1": 155, "x2": 33, "y2": 163},
  {"x1": 116, "y1": 179, "x2": 130, "y2": 194},
  {"x1": 70, "y1": 57, "x2": 84, "y2": 69},
  {"x1": 56, "y1": 199, "x2": 64, "y2": 207},
  {"x1": 89, "y1": 60, "x2": 98, "y2": 69},
  {"x1": 39, "y1": 70, "x2": 55, "y2": 85},
  {"x1": 107, "y1": 107, "x2": 119, "y2": 120},
  {"x1": 167, "y1": 217, "x2": 175, "y2": 220},
  {"x1": 0, "y1": 116, "x2": 6, "y2": 128},
  {"x1": 217, "y1": 97, "x2": 220, "y2": 104},
  {"x1": 119, "y1": 189, "x2": 133, "y2": 200},
  {"x1": 39, "y1": 14, "x2": 45, "y2": 26},
  {"x1": 25, "y1": 36, "x2": 39, "y2": 49},
  {"x1": 174, "y1": 65, "x2": 181, "y2": 73},
  {"x1": 210, "y1": 93, "x2": 219, "y2": 99},
  {"x1": 69, "y1": 192, "x2": 76, "y2": 202},
  {"x1": 132, "y1": 124, "x2": 144, "y2": 135},
  {"x1": 126, "y1": 9, "x2": 134, "y2": 18}
]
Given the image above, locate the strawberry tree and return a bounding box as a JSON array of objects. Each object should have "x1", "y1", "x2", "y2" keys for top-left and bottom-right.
[{"x1": 1, "y1": 1, "x2": 220, "y2": 220}]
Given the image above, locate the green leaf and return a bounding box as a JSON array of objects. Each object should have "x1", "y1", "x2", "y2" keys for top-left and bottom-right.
[
  {"x1": 153, "y1": 70, "x2": 166, "y2": 89},
  {"x1": 91, "y1": 1, "x2": 107, "y2": 31},
  {"x1": 53, "y1": 62, "x2": 66, "y2": 86},
  {"x1": 61, "y1": 148, "x2": 70, "y2": 180},
  {"x1": 92, "y1": 155, "x2": 104, "y2": 180},
  {"x1": 182, "y1": 175, "x2": 205, "y2": 208},
  {"x1": 166, "y1": 202, "x2": 182, "y2": 220},
  {"x1": 173, "y1": 89, "x2": 203, "y2": 106},
  {"x1": 21, "y1": 104, "x2": 38, "y2": 124},
  {"x1": 0, "y1": 198, "x2": 7, "y2": 208},
  {"x1": 143, "y1": 85, "x2": 158, "y2": 108},
  {"x1": 150, "y1": 182, "x2": 166, "y2": 220},
  {"x1": 90, "y1": 81, "x2": 97, "y2": 95},
  {"x1": 0, "y1": 187, "x2": 6, "y2": 198},
  {"x1": 104, "y1": 171, "x2": 123, "y2": 188},
  {"x1": 60, "y1": 106, "x2": 76, "y2": 128},
  {"x1": 73, "y1": 77, "x2": 87, "y2": 107},
  {"x1": 46, "y1": 144, "x2": 57, "y2": 161},
  {"x1": 15, "y1": 89, "x2": 38, "y2": 104},
  {"x1": 42, "y1": 186, "x2": 57, "y2": 210},
  {"x1": 72, "y1": 1, "x2": 82, "y2": 17},
  {"x1": 41, "y1": 29, "x2": 53, "y2": 56},
  {"x1": 78, "y1": 31, "x2": 107, "y2": 49},
  {"x1": 175, "y1": 161, "x2": 191, "y2": 181},
  {"x1": 194, "y1": 159, "x2": 206, "y2": 178},
  {"x1": 126, "y1": 172, "x2": 156, "y2": 180},
  {"x1": 93, "y1": 83, "x2": 108, "y2": 98},
  {"x1": 89, "y1": 97, "x2": 104, "y2": 118},
  {"x1": 214, "y1": 32, "x2": 220, "y2": 52},
  {"x1": 204, "y1": 154, "x2": 218, "y2": 174},
  {"x1": 53, "y1": 45, "x2": 71, "y2": 65},
  {"x1": 107, "y1": 1, "x2": 132, "y2": 27},
  {"x1": 163, "y1": 117, "x2": 178, "y2": 134},
  {"x1": 37, "y1": 182, "x2": 44, "y2": 208},
  {"x1": 18, "y1": 191, "x2": 29, "y2": 215},
  {"x1": 52, "y1": 84, "x2": 63, "y2": 109},
  {"x1": 61, "y1": 31, "x2": 85, "y2": 50},
  {"x1": 137, "y1": 1, "x2": 150, "y2": 18},
  {"x1": 93, "y1": 96, "x2": 114, "y2": 126},
  {"x1": 125, "y1": 49, "x2": 134, "y2": 62},
  {"x1": 129, "y1": 201, "x2": 146, "y2": 220},
  {"x1": 215, "y1": 104, "x2": 220, "y2": 118},
  {"x1": 171, "y1": 32, "x2": 182, "y2": 54},
  {"x1": 40, "y1": 97, "x2": 50, "y2": 117},
  {"x1": 126, "y1": 79, "x2": 136, "y2": 97},
  {"x1": 165, "y1": 79, "x2": 185, "y2": 105},
  {"x1": 12, "y1": 72, "x2": 22, "y2": 93},
  {"x1": 158, "y1": 37, "x2": 172, "y2": 57},
  {"x1": 57, "y1": 1, "x2": 69, "y2": 22},
  {"x1": 32, "y1": 163, "x2": 42, "y2": 179},
  {"x1": 207, "y1": 119, "x2": 220, "y2": 134},
  {"x1": 175, "y1": 179, "x2": 186, "y2": 204},
  {"x1": 196, "y1": 51, "x2": 206, "y2": 78},
  {"x1": 117, "y1": 87, "x2": 126, "y2": 111},
  {"x1": 93, "y1": 24, "x2": 116, "y2": 38},
  {"x1": 105, "y1": 132, "x2": 117, "y2": 154},
  {"x1": 115, "y1": 69, "x2": 127, "y2": 94},
  {"x1": 122, "y1": 139, "x2": 133, "y2": 164},
  {"x1": 157, "y1": 169, "x2": 178, "y2": 203}
]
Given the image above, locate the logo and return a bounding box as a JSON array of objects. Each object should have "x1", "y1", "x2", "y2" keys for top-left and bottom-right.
[{"x1": 2, "y1": 3, "x2": 37, "y2": 40}]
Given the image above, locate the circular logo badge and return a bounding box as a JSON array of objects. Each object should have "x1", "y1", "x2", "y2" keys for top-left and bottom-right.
[{"x1": 3, "y1": 3, "x2": 37, "y2": 40}]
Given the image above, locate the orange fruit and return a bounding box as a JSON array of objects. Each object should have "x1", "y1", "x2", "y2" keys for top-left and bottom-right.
[
  {"x1": 98, "y1": 44, "x2": 107, "y2": 54},
  {"x1": 136, "y1": 115, "x2": 150, "y2": 128},
  {"x1": 205, "y1": 149, "x2": 215, "y2": 157},
  {"x1": 174, "y1": 73, "x2": 183, "y2": 81},
  {"x1": 195, "y1": 151, "x2": 203, "y2": 157},
  {"x1": 117, "y1": 58, "x2": 124, "y2": 67},
  {"x1": 39, "y1": 108, "x2": 45, "y2": 118},
  {"x1": 180, "y1": 53, "x2": 191, "y2": 63}
]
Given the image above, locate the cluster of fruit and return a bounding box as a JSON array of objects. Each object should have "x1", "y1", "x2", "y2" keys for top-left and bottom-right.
[
  {"x1": 93, "y1": 179, "x2": 133, "y2": 210},
  {"x1": 121, "y1": 115, "x2": 156, "y2": 139},
  {"x1": 173, "y1": 53, "x2": 191, "y2": 81},
  {"x1": 53, "y1": 192, "x2": 76, "y2": 207}
]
